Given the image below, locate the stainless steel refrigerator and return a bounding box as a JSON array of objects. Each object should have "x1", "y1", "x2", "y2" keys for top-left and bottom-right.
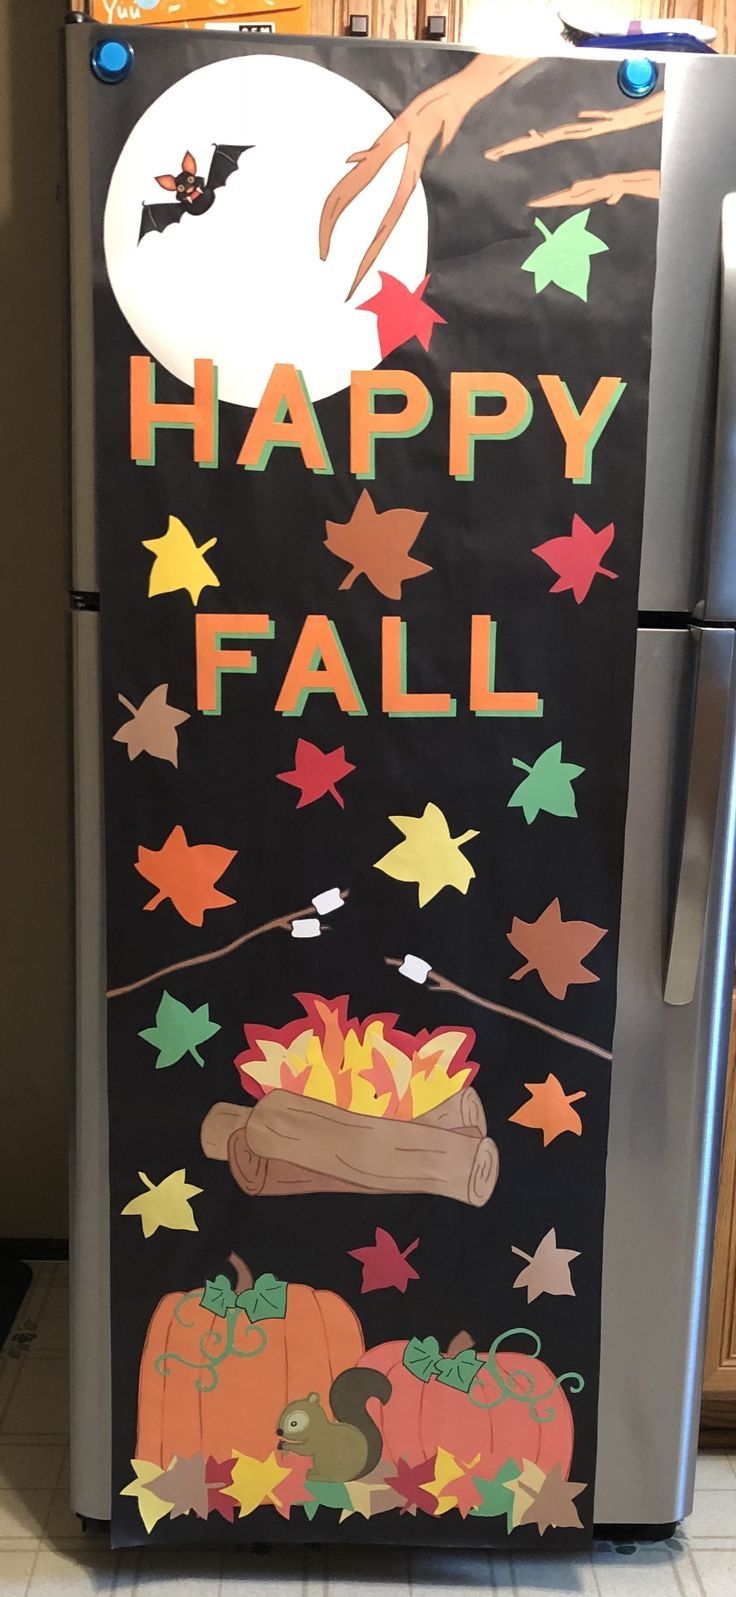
[{"x1": 66, "y1": 36, "x2": 736, "y2": 1534}]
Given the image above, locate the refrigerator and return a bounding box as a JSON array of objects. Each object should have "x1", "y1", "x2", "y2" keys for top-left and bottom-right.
[{"x1": 65, "y1": 27, "x2": 736, "y2": 1537}]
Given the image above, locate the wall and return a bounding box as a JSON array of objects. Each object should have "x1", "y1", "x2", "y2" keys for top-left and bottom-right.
[{"x1": 0, "y1": 0, "x2": 71, "y2": 1239}]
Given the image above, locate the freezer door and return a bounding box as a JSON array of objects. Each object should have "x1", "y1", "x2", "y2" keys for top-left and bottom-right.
[
  {"x1": 69, "y1": 610, "x2": 110, "y2": 1524},
  {"x1": 639, "y1": 57, "x2": 736, "y2": 616},
  {"x1": 596, "y1": 625, "x2": 736, "y2": 1526}
]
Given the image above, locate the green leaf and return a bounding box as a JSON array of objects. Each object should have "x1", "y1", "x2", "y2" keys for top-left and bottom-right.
[
  {"x1": 302, "y1": 1479, "x2": 351, "y2": 1520},
  {"x1": 238, "y1": 1272, "x2": 287, "y2": 1322},
  {"x1": 508, "y1": 741, "x2": 584, "y2": 826},
  {"x1": 200, "y1": 1274, "x2": 237, "y2": 1317},
  {"x1": 470, "y1": 1459, "x2": 522, "y2": 1529},
  {"x1": 139, "y1": 990, "x2": 220, "y2": 1070},
  {"x1": 521, "y1": 210, "x2": 608, "y2": 302},
  {"x1": 403, "y1": 1335, "x2": 441, "y2": 1383},
  {"x1": 435, "y1": 1348, "x2": 484, "y2": 1392}
]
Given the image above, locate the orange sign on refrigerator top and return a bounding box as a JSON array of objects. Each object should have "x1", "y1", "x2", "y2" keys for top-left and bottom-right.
[{"x1": 87, "y1": 0, "x2": 310, "y2": 33}]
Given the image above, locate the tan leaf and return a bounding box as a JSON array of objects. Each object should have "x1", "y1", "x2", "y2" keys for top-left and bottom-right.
[{"x1": 114, "y1": 685, "x2": 190, "y2": 766}]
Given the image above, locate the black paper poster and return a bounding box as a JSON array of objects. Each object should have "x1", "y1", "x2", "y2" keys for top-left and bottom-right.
[{"x1": 87, "y1": 29, "x2": 663, "y2": 1549}]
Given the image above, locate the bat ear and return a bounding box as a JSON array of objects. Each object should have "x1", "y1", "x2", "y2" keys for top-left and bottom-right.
[
  {"x1": 181, "y1": 150, "x2": 197, "y2": 175},
  {"x1": 155, "y1": 173, "x2": 177, "y2": 191}
]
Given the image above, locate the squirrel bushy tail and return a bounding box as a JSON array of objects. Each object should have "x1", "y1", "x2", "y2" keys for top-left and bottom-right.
[{"x1": 330, "y1": 1366, "x2": 392, "y2": 1478}]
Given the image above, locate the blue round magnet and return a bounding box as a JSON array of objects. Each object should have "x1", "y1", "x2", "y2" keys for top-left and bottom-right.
[
  {"x1": 617, "y1": 57, "x2": 659, "y2": 98},
  {"x1": 90, "y1": 38, "x2": 134, "y2": 84}
]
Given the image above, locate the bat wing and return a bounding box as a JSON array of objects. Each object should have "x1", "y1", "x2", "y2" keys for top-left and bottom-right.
[
  {"x1": 206, "y1": 144, "x2": 252, "y2": 193},
  {"x1": 138, "y1": 202, "x2": 184, "y2": 243}
]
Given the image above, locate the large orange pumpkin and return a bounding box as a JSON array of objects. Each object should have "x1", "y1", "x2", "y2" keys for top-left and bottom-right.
[
  {"x1": 357, "y1": 1330, "x2": 577, "y2": 1480},
  {"x1": 136, "y1": 1255, "x2": 364, "y2": 1469}
]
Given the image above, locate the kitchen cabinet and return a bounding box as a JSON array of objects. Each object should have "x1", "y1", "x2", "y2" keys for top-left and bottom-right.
[{"x1": 310, "y1": 2, "x2": 736, "y2": 49}]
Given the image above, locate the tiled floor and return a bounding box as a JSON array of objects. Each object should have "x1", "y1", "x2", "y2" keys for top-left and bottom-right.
[{"x1": 1, "y1": 1265, "x2": 736, "y2": 1594}]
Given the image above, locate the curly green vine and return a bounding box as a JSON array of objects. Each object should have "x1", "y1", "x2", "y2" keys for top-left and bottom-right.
[
  {"x1": 153, "y1": 1293, "x2": 267, "y2": 1393},
  {"x1": 468, "y1": 1327, "x2": 584, "y2": 1423}
]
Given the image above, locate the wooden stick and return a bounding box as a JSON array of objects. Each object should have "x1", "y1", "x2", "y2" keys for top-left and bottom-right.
[
  {"x1": 244, "y1": 1089, "x2": 499, "y2": 1207},
  {"x1": 106, "y1": 891, "x2": 348, "y2": 999},
  {"x1": 384, "y1": 958, "x2": 613, "y2": 1063},
  {"x1": 484, "y1": 94, "x2": 664, "y2": 164}
]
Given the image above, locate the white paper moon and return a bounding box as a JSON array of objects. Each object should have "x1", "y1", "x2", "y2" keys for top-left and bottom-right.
[{"x1": 104, "y1": 53, "x2": 429, "y2": 405}]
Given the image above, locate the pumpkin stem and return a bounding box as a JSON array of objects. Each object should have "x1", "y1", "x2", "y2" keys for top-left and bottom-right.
[
  {"x1": 445, "y1": 1330, "x2": 476, "y2": 1358},
  {"x1": 227, "y1": 1251, "x2": 254, "y2": 1294}
]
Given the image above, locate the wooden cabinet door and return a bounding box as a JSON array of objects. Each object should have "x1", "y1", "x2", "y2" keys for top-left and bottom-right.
[
  {"x1": 310, "y1": 0, "x2": 419, "y2": 35},
  {"x1": 702, "y1": 990, "x2": 736, "y2": 1440}
]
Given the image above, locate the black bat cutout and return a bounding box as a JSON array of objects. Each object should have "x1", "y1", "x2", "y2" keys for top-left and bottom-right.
[{"x1": 138, "y1": 144, "x2": 252, "y2": 244}]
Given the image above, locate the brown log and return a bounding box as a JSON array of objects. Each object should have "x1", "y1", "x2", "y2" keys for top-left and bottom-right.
[
  {"x1": 202, "y1": 1085, "x2": 486, "y2": 1162},
  {"x1": 245, "y1": 1089, "x2": 498, "y2": 1207},
  {"x1": 227, "y1": 1128, "x2": 389, "y2": 1198}
]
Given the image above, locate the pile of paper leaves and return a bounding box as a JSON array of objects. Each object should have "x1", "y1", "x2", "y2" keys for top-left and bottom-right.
[
  {"x1": 234, "y1": 993, "x2": 479, "y2": 1120},
  {"x1": 122, "y1": 1448, "x2": 584, "y2": 1535}
]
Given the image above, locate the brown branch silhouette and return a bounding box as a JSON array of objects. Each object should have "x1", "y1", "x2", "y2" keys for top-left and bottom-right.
[
  {"x1": 384, "y1": 957, "x2": 612, "y2": 1062},
  {"x1": 319, "y1": 54, "x2": 532, "y2": 298},
  {"x1": 484, "y1": 94, "x2": 664, "y2": 163},
  {"x1": 107, "y1": 892, "x2": 349, "y2": 1000},
  {"x1": 530, "y1": 169, "x2": 660, "y2": 208}
]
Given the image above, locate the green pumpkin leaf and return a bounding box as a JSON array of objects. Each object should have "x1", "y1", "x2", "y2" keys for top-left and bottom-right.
[
  {"x1": 471, "y1": 1459, "x2": 522, "y2": 1530},
  {"x1": 522, "y1": 210, "x2": 608, "y2": 302},
  {"x1": 508, "y1": 742, "x2": 585, "y2": 826},
  {"x1": 302, "y1": 1479, "x2": 351, "y2": 1520},
  {"x1": 403, "y1": 1335, "x2": 441, "y2": 1383},
  {"x1": 200, "y1": 1274, "x2": 237, "y2": 1317},
  {"x1": 435, "y1": 1347, "x2": 484, "y2": 1392},
  {"x1": 238, "y1": 1272, "x2": 287, "y2": 1322}
]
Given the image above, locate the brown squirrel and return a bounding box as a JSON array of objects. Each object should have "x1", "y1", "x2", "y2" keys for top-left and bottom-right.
[{"x1": 276, "y1": 1367, "x2": 392, "y2": 1482}]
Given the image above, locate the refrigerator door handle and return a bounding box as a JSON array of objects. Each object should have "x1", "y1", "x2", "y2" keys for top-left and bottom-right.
[
  {"x1": 704, "y1": 194, "x2": 736, "y2": 622},
  {"x1": 664, "y1": 625, "x2": 735, "y2": 1006}
]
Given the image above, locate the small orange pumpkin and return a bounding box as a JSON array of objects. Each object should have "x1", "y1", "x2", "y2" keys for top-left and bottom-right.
[
  {"x1": 136, "y1": 1253, "x2": 365, "y2": 1469},
  {"x1": 358, "y1": 1329, "x2": 578, "y2": 1480}
]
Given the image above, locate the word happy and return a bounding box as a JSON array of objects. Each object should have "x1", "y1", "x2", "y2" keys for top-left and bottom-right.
[{"x1": 130, "y1": 357, "x2": 625, "y2": 484}]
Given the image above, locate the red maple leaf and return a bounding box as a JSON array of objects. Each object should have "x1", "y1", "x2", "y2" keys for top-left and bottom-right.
[
  {"x1": 533, "y1": 515, "x2": 618, "y2": 605},
  {"x1": 443, "y1": 1459, "x2": 484, "y2": 1519},
  {"x1": 273, "y1": 1454, "x2": 314, "y2": 1519},
  {"x1": 507, "y1": 897, "x2": 607, "y2": 1000},
  {"x1": 386, "y1": 1455, "x2": 438, "y2": 1515},
  {"x1": 358, "y1": 272, "x2": 446, "y2": 359},
  {"x1": 134, "y1": 824, "x2": 237, "y2": 927},
  {"x1": 277, "y1": 738, "x2": 355, "y2": 809},
  {"x1": 205, "y1": 1455, "x2": 236, "y2": 1522},
  {"x1": 349, "y1": 1227, "x2": 420, "y2": 1294}
]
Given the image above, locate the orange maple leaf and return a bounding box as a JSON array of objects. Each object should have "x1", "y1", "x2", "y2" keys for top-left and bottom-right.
[
  {"x1": 507, "y1": 897, "x2": 607, "y2": 1000},
  {"x1": 135, "y1": 824, "x2": 237, "y2": 927},
  {"x1": 509, "y1": 1074, "x2": 586, "y2": 1146},
  {"x1": 324, "y1": 489, "x2": 430, "y2": 600}
]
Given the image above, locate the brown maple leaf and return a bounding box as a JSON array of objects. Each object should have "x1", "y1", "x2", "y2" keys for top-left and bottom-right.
[
  {"x1": 113, "y1": 685, "x2": 189, "y2": 767},
  {"x1": 135, "y1": 824, "x2": 237, "y2": 926},
  {"x1": 509, "y1": 1075, "x2": 586, "y2": 1146},
  {"x1": 507, "y1": 897, "x2": 607, "y2": 999},
  {"x1": 148, "y1": 1453, "x2": 209, "y2": 1519},
  {"x1": 324, "y1": 489, "x2": 430, "y2": 600},
  {"x1": 511, "y1": 1228, "x2": 580, "y2": 1302},
  {"x1": 519, "y1": 1463, "x2": 586, "y2": 1534}
]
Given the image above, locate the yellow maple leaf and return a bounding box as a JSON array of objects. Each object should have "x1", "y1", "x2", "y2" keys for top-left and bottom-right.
[
  {"x1": 143, "y1": 515, "x2": 219, "y2": 604},
  {"x1": 223, "y1": 1450, "x2": 290, "y2": 1517},
  {"x1": 506, "y1": 1458, "x2": 546, "y2": 1527},
  {"x1": 424, "y1": 1446, "x2": 464, "y2": 1516},
  {"x1": 121, "y1": 1169, "x2": 202, "y2": 1238},
  {"x1": 120, "y1": 1459, "x2": 174, "y2": 1534},
  {"x1": 375, "y1": 802, "x2": 479, "y2": 908}
]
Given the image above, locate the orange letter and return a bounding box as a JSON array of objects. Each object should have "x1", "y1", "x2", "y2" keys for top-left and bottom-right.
[
  {"x1": 538, "y1": 375, "x2": 625, "y2": 484},
  {"x1": 449, "y1": 372, "x2": 533, "y2": 480},
  {"x1": 351, "y1": 371, "x2": 432, "y2": 479},
  {"x1": 275, "y1": 616, "x2": 366, "y2": 717},
  {"x1": 382, "y1": 619, "x2": 456, "y2": 717},
  {"x1": 470, "y1": 616, "x2": 542, "y2": 717},
  {"x1": 130, "y1": 356, "x2": 218, "y2": 467},
  {"x1": 196, "y1": 614, "x2": 274, "y2": 715},
  {"x1": 238, "y1": 364, "x2": 333, "y2": 474}
]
